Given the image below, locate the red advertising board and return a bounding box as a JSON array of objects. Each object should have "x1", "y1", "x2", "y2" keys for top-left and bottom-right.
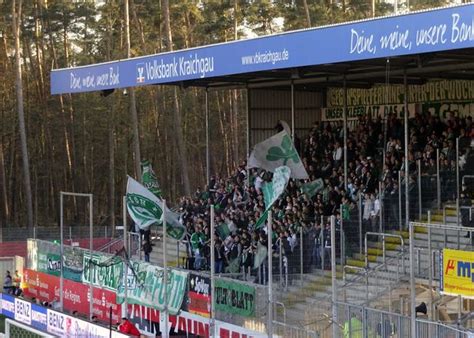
[{"x1": 23, "y1": 269, "x2": 120, "y2": 323}]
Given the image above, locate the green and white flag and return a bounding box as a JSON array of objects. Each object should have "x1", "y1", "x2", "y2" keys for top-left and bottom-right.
[
  {"x1": 300, "y1": 178, "x2": 324, "y2": 199},
  {"x1": 126, "y1": 176, "x2": 186, "y2": 240},
  {"x1": 255, "y1": 166, "x2": 291, "y2": 229},
  {"x1": 117, "y1": 260, "x2": 188, "y2": 315},
  {"x1": 247, "y1": 130, "x2": 308, "y2": 180},
  {"x1": 141, "y1": 160, "x2": 162, "y2": 198}
]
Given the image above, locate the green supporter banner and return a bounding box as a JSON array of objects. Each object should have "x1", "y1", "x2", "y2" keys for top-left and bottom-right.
[
  {"x1": 214, "y1": 279, "x2": 255, "y2": 317},
  {"x1": 82, "y1": 253, "x2": 123, "y2": 291},
  {"x1": 116, "y1": 261, "x2": 188, "y2": 315}
]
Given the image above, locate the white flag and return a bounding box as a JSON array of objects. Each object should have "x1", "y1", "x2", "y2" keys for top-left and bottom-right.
[
  {"x1": 126, "y1": 176, "x2": 186, "y2": 240},
  {"x1": 255, "y1": 165, "x2": 291, "y2": 229},
  {"x1": 247, "y1": 130, "x2": 308, "y2": 179}
]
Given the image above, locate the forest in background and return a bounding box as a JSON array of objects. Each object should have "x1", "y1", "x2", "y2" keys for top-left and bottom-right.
[{"x1": 0, "y1": 0, "x2": 459, "y2": 228}]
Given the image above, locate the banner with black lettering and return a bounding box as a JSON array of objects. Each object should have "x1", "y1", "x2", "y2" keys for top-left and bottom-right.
[{"x1": 214, "y1": 279, "x2": 255, "y2": 317}]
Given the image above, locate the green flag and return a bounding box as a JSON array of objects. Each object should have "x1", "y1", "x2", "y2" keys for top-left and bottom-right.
[
  {"x1": 141, "y1": 160, "x2": 162, "y2": 198},
  {"x1": 216, "y1": 222, "x2": 231, "y2": 240},
  {"x1": 300, "y1": 178, "x2": 324, "y2": 199},
  {"x1": 255, "y1": 166, "x2": 291, "y2": 229},
  {"x1": 126, "y1": 176, "x2": 186, "y2": 240}
]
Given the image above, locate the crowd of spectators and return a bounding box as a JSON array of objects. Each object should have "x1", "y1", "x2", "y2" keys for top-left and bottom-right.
[{"x1": 175, "y1": 113, "x2": 473, "y2": 283}]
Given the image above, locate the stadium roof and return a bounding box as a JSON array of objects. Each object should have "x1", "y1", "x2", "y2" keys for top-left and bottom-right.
[{"x1": 51, "y1": 3, "x2": 474, "y2": 95}]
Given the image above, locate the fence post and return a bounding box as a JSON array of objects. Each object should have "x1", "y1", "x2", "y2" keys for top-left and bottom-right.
[
  {"x1": 456, "y1": 137, "x2": 460, "y2": 214},
  {"x1": 436, "y1": 148, "x2": 441, "y2": 210},
  {"x1": 210, "y1": 205, "x2": 216, "y2": 337},
  {"x1": 177, "y1": 241, "x2": 180, "y2": 268},
  {"x1": 122, "y1": 196, "x2": 128, "y2": 318},
  {"x1": 267, "y1": 210, "x2": 273, "y2": 338},
  {"x1": 409, "y1": 222, "x2": 416, "y2": 338},
  {"x1": 359, "y1": 194, "x2": 363, "y2": 255},
  {"x1": 279, "y1": 238, "x2": 283, "y2": 288},
  {"x1": 417, "y1": 159, "x2": 422, "y2": 220},
  {"x1": 300, "y1": 225, "x2": 303, "y2": 286},
  {"x1": 379, "y1": 181, "x2": 383, "y2": 234},
  {"x1": 331, "y1": 216, "x2": 338, "y2": 338},
  {"x1": 321, "y1": 216, "x2": 325, "y2": 273},
  {"x1": 428, "y1": 211, "x2": 433, "y2": 320},
  {"x1": 162, "y1": 201, "x2": 169, "y2": 338},
  {"x1": 60, "y1": 193, "x2": 64, "y2": 312},
  {"x1": 399, "y1": 171, "x2": 402, "y2": 232},
  {"x1": 340, "y1": 204, "x2": 344, "y2": 266}
]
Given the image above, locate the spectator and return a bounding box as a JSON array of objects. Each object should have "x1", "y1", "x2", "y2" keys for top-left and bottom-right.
[
  {"x1": 143, "y1": 240, "x2": 152, "y2": 262},
  {"x1": 3, "y1": 271, "x2": 12, "y2": 294},
  {"x1": 118, "y1": 317, "x2": 141, "y2": 337}
]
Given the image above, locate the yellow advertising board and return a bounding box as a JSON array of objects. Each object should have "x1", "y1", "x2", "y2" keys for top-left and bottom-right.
[{"x1": 441, "y1": 248, "x2": 474, "y2": 298}]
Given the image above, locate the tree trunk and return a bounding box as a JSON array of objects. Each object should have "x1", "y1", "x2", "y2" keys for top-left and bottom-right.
[
  {"x1": 0, "y1": 144, "x2": 8, "y2": 224},
  {"x1": 125, "y1": 0, "x2": 142, "y2": 180},
  {"x1": 13, "y1": 0, "x2": 34, "y2": 228},
  {"x1": 162, "y1": 0, "x2": 191, "y2": 196},
  {"x1": 303, "y1": 0, "x2": 312, "y2": 28}
]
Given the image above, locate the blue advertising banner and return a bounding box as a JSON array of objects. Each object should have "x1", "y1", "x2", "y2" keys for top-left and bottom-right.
[
  {"x1": 31, "y1": 304, "x2": 48, "y2": 332},
  {"x1": 51, "y1": 4, "x2": 474, "y2": 95},
  {"x1": 2, "y1": 294, "x2": 15, "y2": 319}
]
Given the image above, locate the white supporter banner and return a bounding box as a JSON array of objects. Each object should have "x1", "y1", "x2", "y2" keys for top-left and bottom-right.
[{"x1": 321, "y1": 104, "x2": 416, "y2": 123}]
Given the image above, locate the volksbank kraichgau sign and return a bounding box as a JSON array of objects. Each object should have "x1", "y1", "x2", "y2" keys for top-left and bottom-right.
[{"x1": 51, "y1": 5, "x2": 474, "y2": 94}]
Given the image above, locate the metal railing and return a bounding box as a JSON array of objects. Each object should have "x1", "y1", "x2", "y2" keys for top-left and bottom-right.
[{"x1": 364, "y1": 232, "x2": 405, "y2": 270}]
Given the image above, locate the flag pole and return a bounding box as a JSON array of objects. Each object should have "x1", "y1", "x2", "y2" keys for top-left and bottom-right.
[
  {"x1": 162, "y1": 200, "x2": 169, "y2": 338},
  {"x1": 267, "y1": 209, "x2": 273, "y2": 338},
  {"x1": 210, "y1": 205, "x2": 216, "y2": 337}
]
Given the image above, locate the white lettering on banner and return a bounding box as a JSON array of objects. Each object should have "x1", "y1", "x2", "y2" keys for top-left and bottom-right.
[
  {"x1": 68, "y1": 67, "x2": 120, "y2": 91},
  {"x1": 451, "y1": 14, "x2": 474, "y2": 43},
  {"x1": 416, "y1": 24, "x2": 447, "y2": 46},
  {"x1": 64, "y1": 288, "x2": 81, "y2": 305},
  {"x1": 143, "y1": 55, "x2": 215, "y2": 83},
  {"x1": 194, "y1": 277, "x2": 210, "y2": 295},
  {"x1": 2, "y1": 299, "x2": 14, "y2": 314},
  {"x1": 379, "y1": 26, "x2": 411, "y2": 51},
  {"x1": 15, "y1": 298, "x2": 31, "y2": 325},
  {"x1": 32, "y1": 309, "x2": 47, "y2": 327},
  {"x1": 350, "y1": 29, "x2": 376, "y2": 54},
  {"x1": 349, "y1": 12, "x2": 474, "y2": 56}
]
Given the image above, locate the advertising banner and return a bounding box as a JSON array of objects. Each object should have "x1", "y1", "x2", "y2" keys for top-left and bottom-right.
[
  {"x1": 14, "y1": 297, "x2": 32, "y2": 325},
  {"x1": 1, "y1": 293, "x2": 127, "y2": 338},
  {"x1": 186, "y1": 273, "x2": 211, "y2": 317},
  {"x1": 46, "y1": 308, "x2": 125, "y2": 337},
  {"x1": 441, "y1": 248, "x2": 474, "y2": 298},
  {"x1": 23, "y1": 269, "x2": 120, "y2": 323},
  {"x1": 117, "y1": 261, "x2": 188, "y2": 315},
  {"x1": 32, "y1": 239, "x2": 84, "y2": 282},
  {"x1": 2, "y1": 293, "x2": 15, "y2": 318},
  {"x1": 50, "y1": 5, "x2": 474, "y2": 95},
  {"x1": 31, "y1": 304, "x2": 48, "y2": 332},
  {"x1": 214, "y1": 279, "x2": 255, "y2": 317}
]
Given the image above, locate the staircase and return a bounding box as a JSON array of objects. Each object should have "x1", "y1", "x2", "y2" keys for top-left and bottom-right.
[
  {"x1": 279, "y1": 202, "x2": 473, "y2": 329},
  {"x1": 148, "y1": 229, "x2": 188, "y2": 267}
]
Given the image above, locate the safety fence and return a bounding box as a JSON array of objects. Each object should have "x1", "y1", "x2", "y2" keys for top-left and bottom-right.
[{"x1": 332, "y1": 301, "x2": 472, "y2": 338}]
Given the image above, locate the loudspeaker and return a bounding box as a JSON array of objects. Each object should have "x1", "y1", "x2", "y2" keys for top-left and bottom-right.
[{"x1": 415, "y1": 302, "x2": 427, "y2": 316}]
